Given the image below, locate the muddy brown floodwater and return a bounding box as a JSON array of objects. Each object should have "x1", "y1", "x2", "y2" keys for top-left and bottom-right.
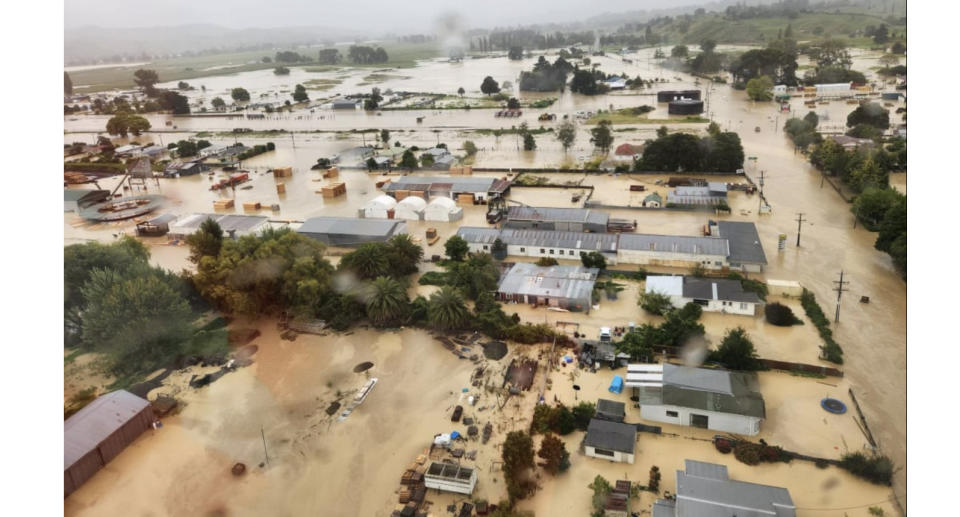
[{"x1": 64, "y1": 45, "x2": 906, "y2": 514}]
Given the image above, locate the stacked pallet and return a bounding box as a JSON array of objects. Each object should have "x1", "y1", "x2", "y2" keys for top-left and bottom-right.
[
  {"x1": 276, "y1": 182, "x2": 286, "y2": 194},
  {"x1": 462, "y1": 166, "x2": 473, "y2": 176},
  {"x1": 319, "y1": 182, "x2": 346, "y2": 198},
  {"x1": 273, "y1": 166, "x2": 293, "y2": 178},
  {"x1": 242, "y1": 202, "x2": 261, "y2": 211},
  {"x1": 457, "y1": 193, "x2": 474, "y2": 205},
  {"x1": 323, "y1": 167, "x2": 339, "y2": 178},
  {"x1": 408, "y1": 190, "x2": 425, "y2": 198},
  {"x1": 213, "y1": 199, "x2": 235, "y2": 210},
  {"x1": 449, "y1": 166, "x2": 464, "y2": 175}
]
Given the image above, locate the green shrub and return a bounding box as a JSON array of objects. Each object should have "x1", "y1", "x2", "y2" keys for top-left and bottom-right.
[
  {"x1": 639, "y1": 291, "x2": 675, "y2": 315},
  {"x1": 417, "y1": 271, "x2": 448, "y2": 286},
  {"x1": 839, "y1": 451, "x2": 894, "y2": 486},
  {"x1": 764, "y1": 302, "x2": 802, "y2": 326},
  {"x1": 800, "y1": 289, "x2": 843, "y2": 364}
]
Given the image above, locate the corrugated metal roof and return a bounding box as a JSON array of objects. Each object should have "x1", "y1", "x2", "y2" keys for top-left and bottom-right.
[
  {"x1": 645, "y1": 275, "x2": 683, "y2": 297},
  {"x1": 506, "y1": 206, "x2": 609, "y2": 226},
  {"x1": 457, "y1": 227, "x2": 619, "y2": 252},
  {"x1": 682, "y1": 277, "x2": 763, "y2": 304},
  {"x1": 715, "y1": 221, "x2": 767, "y2": 265},
  {"x1": 676, "y1": 461, "x2": 795, "y2": 516},
  {"x1": 385, "y1": 176, "x2": 496, "y2": 193},
  {"x1": 584, "y1": 418, "x2": 636, "y2": 454},
  {"x1": 684, "y1": 459, "x2": 729, "y2": 480},
  {"x1": 619, "y1": 234, "x2": 728, "y2": 256},
  {"x1": 497, "y1": 263, "x2": 598, "y2": 302},
  {"x1": 65, "y1": 391, "x2": 150, "y2": 468},
  {"x1": 171, "y1": 214, "x2": 269, "y2": 234},
  {"x1": 299, "y1": 216, "x2": 405, "y2": 237},
  {"x1": 596, "y1": 399, "x2": 626, "y2": 419},
  {"x1": 663, "y1": 364, "x2": 734, "y2": 394}
]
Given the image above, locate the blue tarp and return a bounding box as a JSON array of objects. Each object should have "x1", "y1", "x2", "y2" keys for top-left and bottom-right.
[
  {"x1": 451, "y1": 431, "x2": 461, "y2": 440},
  {"x1": 609, "y1": 375, "x2": 624, "y2": 394}
]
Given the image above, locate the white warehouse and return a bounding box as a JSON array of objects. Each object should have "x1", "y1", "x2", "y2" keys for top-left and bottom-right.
[
  {"x1": 627, "y1": 363, "x2": 765, "y2": 436},
  {"x1": 424, "y1": 196, "x2": 463, "y2": 222},
  {"x1": 645, "y1": 275, "x2": 763, "y2": 316}
]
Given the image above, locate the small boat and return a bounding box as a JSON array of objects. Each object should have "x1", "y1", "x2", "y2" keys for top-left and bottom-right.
[{"x1": 337, "y1": 377, "x2": 378, "y2": 422}]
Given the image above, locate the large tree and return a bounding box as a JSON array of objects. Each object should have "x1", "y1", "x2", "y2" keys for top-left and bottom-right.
[
  {"x1": 185, "y1": 218, "x2": 224, "y2": 264},
  {"x1": 710, "y1": 327, "x2": 762, "y2": 370},
  {"x1": 847, "y1": 102, "x2": 890, "y2": 129},
  {"x1": 556, "y1": 120, "x2": 576, "y2": 153},
  {"x1": 427, "y1": 286, "x2": 469, "y2": 331},
  {"x1": 231, "y1": 87, "x2": 251, "y2": 102},
  {"x1": 502, "y1": 430, "x2": 536, "y2": 501},
  {"x1": 444, "y1": 235, "x2": 470, "y2": 261},
  {"x1": 386, "y1": 233, "x2": 423, "y2": 276},
  {"x1": 133, "y1": 69, "x2": 160, "y2": 95},
  {"x1": 105, "y1": 113, "x2": 151, "y2": 137},
  {"x1": 293, "y1": 84, "x2": 309, "y2": 103},
  {"x1": 745, "y1": 75, "x2": 774, "y2": 101},
  {"x1": 340, "y1": 243, "x2": 391, "y2": 280},
  {"x1": 589, "y1": 120, "x2": 614, "y2": 154},
  {"x1": 481, "y1": 76, "x2": 501, "y2": 95},
  {"x1": 538, "y1": 433, "x2": 570, "y2": 474},
  {"x1": 211, "y1": 97, "x2": 226, "y2": 110},
  {"x1": 508, "y1": 46, "x2": 524, "y2": 60},
  {"x1": 365, "y1": 276, "x2": 409, "y2": 327}
]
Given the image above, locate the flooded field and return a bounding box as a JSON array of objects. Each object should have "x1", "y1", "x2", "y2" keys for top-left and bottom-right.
[{"x1": 63, "y1": 44, "x2": 906, "y2": 514}]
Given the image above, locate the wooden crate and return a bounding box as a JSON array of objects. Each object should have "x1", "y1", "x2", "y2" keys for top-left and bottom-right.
[
  {"x1": 325, "y1": 167, "x2": 339, "y2": 178},
  {"x1": 320, "y1": 183, "x2": 346, "y2": 198},
  {"x1": 273, "y1": 166, "x2": 293, "y2": 178},
  {"x1": 457, "y1": 193, "x2": 474, "y2": 205},
  {"x1": 394, "y1": 190, "x2": 409, "y2": 201},
  {"x1": 462, "y1": 166, "x2": 473, "y2": 176},
  {"x1": 409, "y1": 190, "x2": 425, "y2": 198},
  {"x1": 213, "y1": 199, "x2": 234, "y2": 209},
  {"x1": 276, "y1": 183, "x2": 286, "y2": 194},
  {"x1": 242, "y1": 202, "x2": 261, "y2": 210}
]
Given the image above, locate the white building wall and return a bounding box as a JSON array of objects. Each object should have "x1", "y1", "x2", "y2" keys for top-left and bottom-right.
[
  {"x1": 618, "y1": 249, "x2": 727, "y2": 269},
  {"x1": 640, "y1": 404, "x2": 761, "y2": 436},
  {"x1": 424, "y1": 472, "x2": 478, "y2": 494},
  {"x1": 584, "y1": 446, "x2": 635, "y2": 464},
  {"x1": 676, "y1": 298, "x2": 757, "y2": 316}
]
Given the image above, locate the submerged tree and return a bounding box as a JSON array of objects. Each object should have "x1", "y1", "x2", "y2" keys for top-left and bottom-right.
[
  {"x1": 427, "y1": 286, "x2": 469, "y2": 331},
  {"x1": 365, "y1": 276, "x2": 409, "y2": 327}
]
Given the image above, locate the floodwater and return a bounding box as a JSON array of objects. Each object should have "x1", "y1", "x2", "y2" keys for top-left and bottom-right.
[{"x1": 63, "y1": 45, "x2": 906, "y2": 513}]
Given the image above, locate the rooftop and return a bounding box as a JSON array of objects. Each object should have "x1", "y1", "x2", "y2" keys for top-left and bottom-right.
[
  {"x1": 584, "y1": 418, "x2": 636, "y2": 454},
  {"x1": 669, "y1": 459, "x2": 796, "y2": 516},
  {"x1": 65, "y1": 391, "x2": 150, "y2": 468},
  {"x1": 660, "y1": 364, "x2": 765, "y2": 418},
  {"x1": 385, "y1": 176, "x2": 499, "y2": 193},
  {"x1": 299, "y1": 216, "x2": 405, "y2": 237},
  {"x1": 497, "y1": 263, "x2": 598, "y2": 302},
  {"x1": 714, "y1": 221, "x2": 767, "y2": 265},
  {"x1": 171, "y1": 213, "x2": 268, "y2": 234},
  {"x1": 596, "y1": 399, "x2": 626, "y2": 421},
  {"x1": 457, "y1": 227, "x2": 620, "y2": 253},
  {"x1": 506, "y1": 206, "x2": 610, "y2": 226},
  {"x1": 681, "y1": 277, "x2": 763, "y2": 304},
  {"x1": 619, "y1": 233, "x2": 729, "y2": 257}
]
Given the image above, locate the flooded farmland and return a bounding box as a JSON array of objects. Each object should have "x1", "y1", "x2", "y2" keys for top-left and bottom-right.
[{"x1": 63, "y1": 43, "x2": 906, "y2": 516}]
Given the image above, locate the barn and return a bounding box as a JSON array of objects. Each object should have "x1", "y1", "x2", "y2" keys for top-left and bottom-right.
[{"x1": 65, "y1": 391, "x2": 155, "y2": 497}]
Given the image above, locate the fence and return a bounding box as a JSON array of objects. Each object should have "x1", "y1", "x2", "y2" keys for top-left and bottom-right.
[{"x1": 758, "y1": 358, "x2": 844, "y2": 377}]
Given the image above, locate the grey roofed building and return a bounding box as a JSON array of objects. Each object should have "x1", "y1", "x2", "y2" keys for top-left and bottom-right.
[
  {"x1": 618, "y1": 233, "x2": 729, "y2": 257},
  {"x1": 584, "y1": 418, "x2": 636, "y2": 454},
  {"x1": 504, "y1": 206, "x2": 610, "y2": 233},
  {"x1": 653, "y1": 459, "x2": 796, "y2": 516},
  {"x1": 297, "y1": 216, "x2": 407, "y2": 247},
  {"x1": 459, "y1": 227, "x2": 620, "y2": 254},
  {"x1": 655, "y1": 363, "x2": 765, "y2": 419},
  {"x1": 331, "y1": 98, "x2": 360, "y2": 109},
  {"x1": 496, "y1": 262, "x2": 598, "y2": 312},
  {"x1": 714, "y1": 221, "x2": 767, "y2": 267},
  {"x1": 431, "y1": 154, "x2": 457, "y2": 170},
  {"x1": 169, "y1": 213, "x2": 269, "y2": 238},
  {"x1": 682, "y1": 277, "x2": 763, "y2": 305},
  {"x1": 384, "y1": 176, "x2": 502, "y2": 195},
  {"x1": 595, "y1": 399, "x2": 626, "y2": 422},
  {"x1": 423, "y1": 147, "x2": 452, "y2": 158}
]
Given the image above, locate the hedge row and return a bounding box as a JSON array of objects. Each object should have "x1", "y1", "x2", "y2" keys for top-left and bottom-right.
[{"x1": 800, "y1": 288, "x2": 844, "y2": 364}]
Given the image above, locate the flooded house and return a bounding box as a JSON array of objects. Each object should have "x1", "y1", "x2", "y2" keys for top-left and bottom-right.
[
  {"x1": 627, "y1": 363, "x2": 765, "y2": 436},
  {"x1": 135, "y1": 213, "x2": 178, "y2": 237},
  {"x1": 643, "y1": 192, "x2": 662, "y2": 208},
  {"x1": 645, "y1": 275, "x2": 763, "y2": 316},
  {"x1": 383, "y1": 176, "x2": 510, "y2": 202},
  {"x1": 163, "y1": 160, "x2": 207, "y2": 178},
  {"x1": 502, "y1": 206, "x2": 609, "y2": 233},
  {"x1": 496, "y1": 262, "x2": 598, "y2": 313},
  {"x1": 330, "y1": 98, "x2": 360, "y2": 110},
  {"x1": 456, "y1": 227, "x2": 620, "y2": 265},
  {"x1": 666, "y1": 182, "x2": 728, "y2": 207},
  {"x1": 656, "y1": 89, "x2": 701, "y2": 102},
  {"x1": 168, "y1": 213, "x2": 269, "y2": 239},
  {"x1": 710, "y1": 220, "x2": 767, "y2": 273},
  {"x1": 64, "y1": 390, "x2": 155, "y2": 497},
  {"x1": 652, "y1": 460, "x2": 795, "y2": 517},
  {"x1": 583, "y1": 418, "x2": 637, "y2": 464},
  {"x1": 595, "y1": 399, "x2": 626, "y2": 422},
  {"x1": 613, "y1": 143, "x2": 642, "y2": 162},
  {"x1": 296, "y1": 216, "x2": 407, "y2": 247}
]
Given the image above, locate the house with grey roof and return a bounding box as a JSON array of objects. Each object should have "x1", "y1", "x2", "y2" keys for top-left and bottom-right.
[
  {"x1": 643, "y1": 192, "x2": 662, "y2": 208},
  {"x1": 297, "y1": 216, "x2": 407, "y2": 247},
  {"x1": 503, "y1": 206, "x2": 610, "y2": 233},
  {"x1": 627, "y1": 363, "x2": 765, "y2": 436},
  {"x1": 712, "y1": 221, "x2": 767, "y2": 272},
  {"x1": 169, "y1": 213, "x2": 269, "y2": 239},
  {"x1": 430, "y1": 153, "x2": 457, "y2": 170},
  {"x1": 653, "y1": 460, "x2": 796, "y2": 517},
  {"x1": 496, "y1": 262, "x2": 598, "y2": 313},
  {"x1": 583, "y1": 418, "x2": 636, "y2": 464},
  {"x1": 645, "y1": 275, "x2": 763, "y2": 316}
]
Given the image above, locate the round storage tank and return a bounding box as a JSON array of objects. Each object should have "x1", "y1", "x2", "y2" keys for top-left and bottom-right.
[{"x1": 668, "y1": 99, "x2": 705, "y2": 115}]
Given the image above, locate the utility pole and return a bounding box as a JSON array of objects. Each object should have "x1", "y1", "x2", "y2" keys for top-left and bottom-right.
[
  {"x1": 757, "y1": 170, "x2": 765, "y2": 212},
  {"x1": 795, "y1": 212, "x2": 807, "y2": 246},
  {"x1": 833, "y1": 270, "x2": 849, "y2": 323}
]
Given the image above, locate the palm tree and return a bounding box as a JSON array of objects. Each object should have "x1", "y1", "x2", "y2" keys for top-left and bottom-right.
[
  {"x1": 366, "y1": 276, "x2": 409, "y2": 327},
  {"x1": 388, "y1": 234, "x2": 423, "y2": 275},
  {"x1": 427, "y1": 286, "x2": 469, "y2": 331},
  {"x1": 340, "y1": 243, "x2": 389, "y2": 280}
]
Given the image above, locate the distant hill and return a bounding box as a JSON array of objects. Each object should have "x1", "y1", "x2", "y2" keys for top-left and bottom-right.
[{"x1": 65, "y1": 24, "x2": 362, "y2": 65}]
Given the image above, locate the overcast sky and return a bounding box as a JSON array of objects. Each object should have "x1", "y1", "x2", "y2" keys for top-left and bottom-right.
[{"x1": 65, "y1": 0, "x2": 706, "y2": 32}]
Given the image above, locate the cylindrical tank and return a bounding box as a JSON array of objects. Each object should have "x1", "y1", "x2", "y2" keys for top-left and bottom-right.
[
  {"x1": 668, "y1": 99, "x2": 705, "y2": 115},
  {"x1": 778, "y1": 233, "x2": 787, "y2": 251}
]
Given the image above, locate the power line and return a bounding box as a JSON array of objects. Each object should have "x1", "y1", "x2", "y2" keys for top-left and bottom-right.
[{"x1": 833, "y1": 270, "x2": 850, "y2": 323}]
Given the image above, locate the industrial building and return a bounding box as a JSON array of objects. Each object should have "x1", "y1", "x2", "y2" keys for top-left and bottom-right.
[
  {"x1": 618, "y1": 233, "x2": 729, "y2": 269},
  {"x1": 712, "y1": 220, "x2": 768, "y2": 273},
  {"x1": 359, "y1": 194, "x2": 398, "y2": 219},
  {"x1": 382, "y1": 176, "x2": 510, "y2": 202},
  {"x1": 667, "y1": 99, "x2": 705, "y2": 115},
  {"x1": 645, "y1": 275, "x2": 763, "y2": 316},
  {"x1": 64, "y1": 390, "x2": 155, "y2": 497},
  {"x1": 64, "y1": 189, "x2": 110, "y2": 212},
  {"x1": 496, "y1": 263, "x2": 599, "y2": 313},
  {"x1": 657, "y1": 90, "x2": 701, "y2": 102},
  {"x1": 667, "y1": 182, "x2": 728, "y2": 206},
  {"x1": 424, "y1": 196, "x2": 463, "y2": 222},
  {"x1": 168, "y1": 213, "x2": 269, "y2": 239},
  {"x1": 627, "y1": 363, "x2": 765, "y2": 436},
  {"x1": 583, "y1": 418, "x2": 636, "y2": 464},
  {"x1": 423, "y1": 462, "x2": 478, "y2": 495},
  {"x1": 815, "y1": 82, "x2": 852, "y2": 98},
  {"x1": 297, "y1": 216, "x2": 407, "y2": 247},
  {"x1": 456, "y1": 227, "x2": 620, "y2": 264},
  {"x1": 652, "y1": 460, "x2": 796, "y2": 517},
  {"x1": 502, "y1": 206, "x2": 610, "y2": 233},
  {"x1": 394, "y1": 196, "x2": 427, "y2": 220}
]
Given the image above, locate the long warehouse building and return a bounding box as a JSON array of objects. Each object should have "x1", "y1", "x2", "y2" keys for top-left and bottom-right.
[{"x1": 455, "y1": 223, "x2": 766, "y2": 272}]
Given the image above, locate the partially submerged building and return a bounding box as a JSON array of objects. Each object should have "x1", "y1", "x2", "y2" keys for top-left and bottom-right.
[
  {"x1": 163, "y1": 160, "x2": 207, "y2": 178},
  {"x1": 64, "y1": 189, "x2": 110, "y2": 212},
  {"x1": 168, "y1": 213, "x2": 269, "y2": 239},
  {"x1": 652, "y1": 460, "x2": 796, "y2": 517},
  {"x1": 359, "y1": 194, "x2": 399, "y2": 219},
  {"x1": 394, "y1": 196, "x2": 427, "y2": 221},
  {"x1": 424, "y1": 196, "x2": 463, "y2": 222},
  {"x1": 135, "y1": 213, "x2": 177, "y2": 237},
  {"x1": 667, "y1": 182, "x2": 728, "y2": 206},
  {"x1": 627, "y1": 363, "x2": 765, "y2": 436},
  {"x1": 65, "y1": 390, "x2": 155, "y2": 497},
  {"x1": 496, "y1": 263, "x2": 598, "y2": 313},
  {"x1": 503, "y1": 206, "x2": 609, "y2": 233},
  {"x1": 423, "y1": 462, "x2": 478, "y2": 495},
  {"x1": 297, "y1": 216, "x2": 407, "y2": 247},
  {"x1": 383, "y1": 176, "x2": 510, "y2": 202},
  {"x1": 645, "y1": 275, "x2": 763, "y2": 316},
  {"x1": 583, "y1": 418, "x2": 636, "y2": 464},
  {"x1": 657, "y1": 90, "x2": 701, "y2": 102},
  {"x1": 456, "y1": 227, "x2": 620, "y2": 264},
  {"x1": 711, "y1": 220, "x2": 767, "y2": 272}
]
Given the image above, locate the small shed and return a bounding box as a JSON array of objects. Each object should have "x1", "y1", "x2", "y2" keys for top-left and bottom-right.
[
  {"x1": 596, "y1": 399, "x2": 626, "y2": 422},
  {"x1": 643, "y1": 192, "x2": 662, "y2": 208},
  {"x1": 65, "y1": 391, "x2": 155, "y2": 497}
]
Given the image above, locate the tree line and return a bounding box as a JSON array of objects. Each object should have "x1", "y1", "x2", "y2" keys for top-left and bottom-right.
[{"x1": 634, "y1": 125, "x2": 745, "y2": 173}]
